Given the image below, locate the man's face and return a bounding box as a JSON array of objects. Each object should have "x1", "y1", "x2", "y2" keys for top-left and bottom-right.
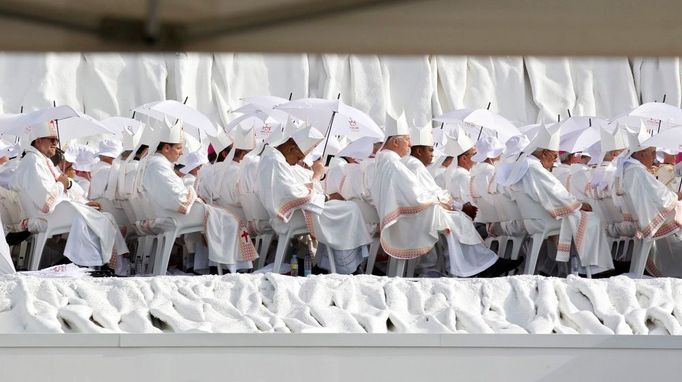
[
  {"x1": 392, "y1": 135, "x2": 411, "y2": 157},
  {"x1": 540, "y1": 149, "x2": 559, "y2": 170},
  {"x1": 458, "y1": 147, "x2": 477, "y2": 170},
  {"x1": 632, "y1": 146, "x2": 656, "y2": 169},
  {"x1": 162, "y1": 143, "x2": 184, "y2": 163},
  {"x1": 34, "y1": 137, "x2": 59, "y2": 157},
  {"x1": 411, "y1": 145, "x2": 434, "y2": 166},
  {"x1": 281, "y1": 143, "x2": 305, "y2": 165}
]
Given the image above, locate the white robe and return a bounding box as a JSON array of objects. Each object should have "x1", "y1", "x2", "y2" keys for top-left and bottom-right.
[
  {"x1": 11, "y1": 146, "x2": 127, "y2": 267},
  {"x1": 256, "y1": 146, "x2": 373, "y2": 273},
  {"x1": 563, "y1": 163, "x2": 591, "y2": 202},
  {"x1": 141, "y1": 153, "x2": 256, "y2": 268},
  {"x1": 370, "y1": 150, "x2": 497, "y2": 277},
  {"x1": 615, "y1": 160, "x2": 682, "y2": 276},
  {"x1": 516, "y1": 155, "x2": 613, "y2": 271},
  {"x1": 469, "y1": 162, "x2": 499, "y2": 224},
  {"x1": 586, "y1": 161, "x2": 637, "y2": 238},
  {"x1": 88, "y1": 161, "x2": 111, "y2": 200},
  {"x1": 444, "y1": 165, "x2": 472, "y2": 205}
]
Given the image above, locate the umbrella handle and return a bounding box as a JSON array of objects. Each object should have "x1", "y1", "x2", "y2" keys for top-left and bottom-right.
[{"x1": 320, "y1": 111, "x2": 338, "y2": 160}]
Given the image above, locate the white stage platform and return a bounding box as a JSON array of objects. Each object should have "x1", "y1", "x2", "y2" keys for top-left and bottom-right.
[{"x1": 0, "y1": 333, "x2": 680, "y2": 381}]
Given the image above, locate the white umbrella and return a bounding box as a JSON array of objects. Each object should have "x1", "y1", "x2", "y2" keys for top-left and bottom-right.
[
  {"x1": 629, "y1": 102, "x2": 682, "y2": 130},
  {"x1": 559, "y1": 125, "x2": 601, "y2": 153},
  {"x1": 557, "y1": 116, "x2": 608, "y2": 136},
  {"x1": 132, "y1": 100, "x2": 219, "y2": 139},
  {"x1": 235, "y1": 95, "x2": 290, "y2": 123},
  {"x1": 275, "y1": 98, "x2": 384, "y2": 140},
  {"x1": 434, "y1": 108, "x2": 521, "y2": 142},
  {"x1": 100, "y1": 116, "x2": 145, "y2": 137},
  {"x1": 639, "y1": 126, "x2": 682, "y2": 153},
  {"x1": 0, "y1": 106, "x2": 114, "y2": 144}
]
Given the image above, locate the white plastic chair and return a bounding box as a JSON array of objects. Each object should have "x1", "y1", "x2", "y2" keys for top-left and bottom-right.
[
  {"x1": 151, "y1": 202, "x2": 206, "y2": 276},
  {"x1": 494, "y1": 192, "x2": 527, "y2": 260},
  {"x1": 511, "y1": 191, "x2": 562, "y2": 275},
  {"x1": 26, "y1": 202, "x2": 78, "y2": 271},
  {"x1": 364, "y1": 238, "x2": 381, "y2": 275}
]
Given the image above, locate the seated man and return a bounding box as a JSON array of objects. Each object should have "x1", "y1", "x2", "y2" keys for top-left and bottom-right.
[
  {"x1": 469, "y1": 136, "x2": 505, "y2": 234},
  {"x1": 141, "y1": 121, "x2": 257, "y2": 273},
  {"x1": 504, "y1": 125, "x2": 614, "y2": 274},
  {"x1": 11, "y1": 121, "x2": 128, "y2": 271},
  {"x1": 443, "y1": 127, "x2": 478, "y2": 220},
  {"x1": 256, "y1": 125, "x2": 374, "y2": 274},
  {"x1": 210, "y1": 125, "x2": 256, "y2": 215},
  {"x1": 89, "y1": 138, "x2": 123, "y2": 200},
  {"x1": 614, "y1": 139, "x2": 682, "y2": 277},
  {"x1": 368, "y1": 114, "x2": 520, "y2": 278}
]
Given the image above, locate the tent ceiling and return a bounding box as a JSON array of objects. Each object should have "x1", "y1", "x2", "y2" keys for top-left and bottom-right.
[{"x1": 1, "y1": 0, "x2": 681, "y2": 55}]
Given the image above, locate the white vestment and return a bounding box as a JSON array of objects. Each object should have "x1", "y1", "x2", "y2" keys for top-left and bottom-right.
[
  {"x1": 563, "y1": 163, "x2": 591, "y2": 202},
  {"x1": 615, "y1": 159, "x2": 682, "y2": 276},
  {"x1": 469, "y1": 162, "x2": 499, "y2": 224},
  {"x1": 88, "y1": 161, "x2": 111, "y2": 200},
  {"x1": 141, "y1": 153, "x2": 256, "y2": 269},
  {"x1": 586, "y1": 161, "x2": 637, "y2": 239},
  {"x1": 516, "y1": 156, "x2": 613, "y2": 271},
  {"x1": 444, "y1": 165, "x2": 472, "y2": 205},
  {"x1": 370, "y1": 150, "x2": 497, "y2": 277},
  {"x1": 256, "y1": 146, "x2": 373, "y2": 273},
  {"x1": 11, "y1": 147, "x2": 127, "y2": 267}
]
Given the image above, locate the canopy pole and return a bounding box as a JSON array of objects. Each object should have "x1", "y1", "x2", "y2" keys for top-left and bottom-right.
[
  {"x1": 567, "y1": 109, "x2": 572, "y2": 118},
  {"x1": 658, "y1": 119, "x2": 662, "y2": 134},
  {"x1": 320, "y1": 93, "x2": 341, "y2": 160}
]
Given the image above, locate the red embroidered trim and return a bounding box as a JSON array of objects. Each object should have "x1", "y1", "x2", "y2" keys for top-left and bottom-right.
[
  {"x1": 177, "y1": 187, "x2": 196, "y2": 214},
  {"x1": 303, "y1": 210, "x2": 316, "y2": 240},
  {"x1": 41, "y1": 187, "x2": 59, "y2": 213},
  {"x1": 381, "y1": 201, "x2": 436, "y2": 230},
  {"x1": 469, "y1": 176, "x2": 479, "y2": 199},
  {"x1": 575, "y1": 211, "x2": 588, "y2": 251},
  {"x1": 549, "y1": 201, "x2": 581, "y2": 218},
  {"x1": 653, "y1": 220, "x2": 679, "y2": 239},
  {"x1": 564, "y1": 174, "x2": 573, "y2": 193},
  {"x1": 637, "y1": 199, "x2": 676, "y2": 238},
  {"x1": 276, "y1": 184, "x2": 313, "y2": 221},
  {"x1": 380, "y1": 238, "x2": 432, "y2": 260}
]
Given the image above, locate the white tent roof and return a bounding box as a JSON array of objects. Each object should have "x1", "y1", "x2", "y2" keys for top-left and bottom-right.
[{"x1": 0, "y1": 0, "x2": 681, "y2": 55}]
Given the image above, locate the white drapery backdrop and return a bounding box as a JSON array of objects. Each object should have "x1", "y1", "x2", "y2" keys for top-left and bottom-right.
[{"x1": 0, "y1": 53, "x2": 678, "y2": 128}]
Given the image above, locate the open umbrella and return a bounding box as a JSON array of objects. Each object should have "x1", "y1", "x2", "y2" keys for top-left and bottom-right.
[
  {"x1": 275, "y1": 98, "x2": 384, "y2": 141},
  {"x1": 434, "y1": 108, "x2": 521, "y2": 142},
  {"x1": 132, "y1": 100, "x2": 219, "y2": 139},
  {"x1": 0, "y1": 105, "x2": 114, "y2": 145},
  {"x1": 559, "y1": 125, "x2": 601, "y2": 153},
  {"x1": 234, "y1": 95, "x2": 290, "y2": 123},
  {"x1": 100, "y1": 116, "x2": 145, "y2": 138},
  {"x1": 639, "y1": 126, "x2": 682, "y2": 153}
]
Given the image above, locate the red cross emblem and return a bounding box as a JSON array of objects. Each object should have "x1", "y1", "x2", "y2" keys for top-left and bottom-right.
[
  {"x1": 348, "y1": 118, "x2": 359, "y2": 130},
  {"x1": 241, "y1": 230, "x2": 250, "y2": 243},
  {"x1": 262, "y1": 123, "x2": 272, "y2": 134}
]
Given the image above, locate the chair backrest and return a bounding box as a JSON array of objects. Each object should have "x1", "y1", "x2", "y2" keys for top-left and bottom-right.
[{"x1": 239, "y1": 192, "x2": 270, "y2": 222}]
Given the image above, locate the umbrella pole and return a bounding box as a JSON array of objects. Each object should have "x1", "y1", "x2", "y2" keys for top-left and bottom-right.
[
  {"x1": 658, "y1": 120, "x2": 662, "y2": 134},
  {"x1": 320, "y1": 93, "x2": 341, "y2": 159},
  {"x1": 53, "y1": 100, "x2": 62, "y2": 151},
  {"x1": 289, "y1": 92, "x2": 293, "y2": 101},
  {"x1": 476, "y1": 126, "x2": 484, "y2": 141}
]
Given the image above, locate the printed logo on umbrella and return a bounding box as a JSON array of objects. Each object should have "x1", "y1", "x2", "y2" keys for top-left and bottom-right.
[{"x1": 348, "y1": 118, "x2": 359, "y2": 131}]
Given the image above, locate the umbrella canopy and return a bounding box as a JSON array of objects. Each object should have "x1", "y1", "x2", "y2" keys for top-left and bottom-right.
[
  {"x1": 100, "y1": 116, "x2": 145, "y2": 137},
  {"x1": 639, "y1": 126, "x2": 682, "y2": 153},
  {"x1": 0, "y1": 105, "x2": 114, "y2": 144},
  {"x1": 275, "y1": 98, "x2": 384, "y2": 140},
  {"x1": 434, "y1": 108, "x2": 521, "y2": 142},
  {"x1": 336, "y1": 136, "x2": 381, "y2": 160},
  {"x1": 629, "y1": 102, "x2": 682, "y2": 126},
  {"x1": 132, "y1": 100, "x2": 219, "y2": 140},
  {"x1": 235, "y1": 95, "x2": 290, "y2": 123},
  {"x1": 559, "y1": 125, "x2": 601, "y2": 153},
  {"x1": 557, "y1": 116, "x2": 608, "y2": 136}
]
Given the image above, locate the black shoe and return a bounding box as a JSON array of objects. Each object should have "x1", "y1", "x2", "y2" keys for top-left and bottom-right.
[
  {"x1": 208, "y1": 266, "x2": 220, "y2": 275},
  {"x1": 473, "y1": 257, "x2": 524, "y2": 278},
  {"x1": 5, "y1": 230, "x2": 31, "y2": 246}
]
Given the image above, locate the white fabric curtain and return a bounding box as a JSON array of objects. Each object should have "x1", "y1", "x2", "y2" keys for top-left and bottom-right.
[{"x1": 0, "y1": 53, "x2": 679, "y2": 127}]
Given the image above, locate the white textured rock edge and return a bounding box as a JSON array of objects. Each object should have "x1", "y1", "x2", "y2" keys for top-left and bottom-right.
[{"x1": 1, "y1": 274, "x2": 681, "y2": 334}]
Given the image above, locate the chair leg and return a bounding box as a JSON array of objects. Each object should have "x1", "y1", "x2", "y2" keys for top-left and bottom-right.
[
  {"x1": 406, "y1": 258, "x2": 416, "y2": 278},
  {"x1": 365, "y1": 239, "x2": 380, "y2": 275},
  {"x1": 272, "y1": 233, "x2": 291, "y2": 274},
  {"x1": 393, "y1": 258, "x2": 407, "y2": 277},
  {"x1": 523, "y1": 233, "x2": 545, "y2": 275},
  {"x1": 216, "y1": 263, "x2": 223, "y2": 275},
  {"x1": 28, "y1": 233, "x2": 49, "y2": 271},
  {"x1": 153, "y1": 232, "x2": 176, "y2": 276},
  {"x1": 630, "y1": 239, "x2": 653, "y2": 278},
  {"x1": 256, "y1": 233, "x2": 274, "y2": 269},
  {"x1": 510, "y1": 236, "x2": 524, "y2": 261}
]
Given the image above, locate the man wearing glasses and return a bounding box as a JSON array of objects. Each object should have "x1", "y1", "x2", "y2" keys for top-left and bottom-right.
[{"x1": 11, "y1": 120, "x2": 128, "y2": 273}]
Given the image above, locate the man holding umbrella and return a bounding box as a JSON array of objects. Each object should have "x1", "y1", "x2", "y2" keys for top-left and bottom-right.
[{"x1": 11, "y1": 120, "x2": 129, "y2": 273}]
